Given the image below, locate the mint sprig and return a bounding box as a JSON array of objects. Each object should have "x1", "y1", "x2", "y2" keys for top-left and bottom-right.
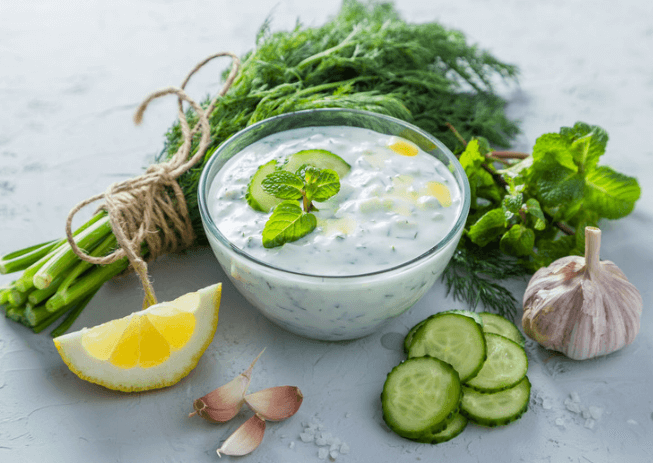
[
  {"x1": 463, "y1": 121, "x2": 641, "y2": 271},
  {"x1": 260, "y1": 164, "x2": 341, "y2": 248}
]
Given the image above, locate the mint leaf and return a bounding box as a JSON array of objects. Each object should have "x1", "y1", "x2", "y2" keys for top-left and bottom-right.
[
  {"x1": 501, "y1": 192, "x2": 523, "y2": 225},
  {"x1": 531, "y1": 133, "x2": 578, "y2": 172},
  {"x1": 500, "y1": 224, "x2": 534, "y2": 257},
  {"x1": 459, "y1": 139, "x2": 500, "y2": 208},
  {"x1": 524, "y1": 198, "x2": 546, "y2": 230},
  {"x1": 262, "y1": 201, "x2": 317, "y2": 248},
  {"x1": 295, "y1": 164, "x2": 322, "y2": 182},
  {"x1": 468, "y1": 208, "x2": 506, "y2": 247},
  {"x1": 312, "y1": 169, "x2": 340, "y2": 201},
  {"x1": 560, "y1": 122, "x2": 608, "y2": 173},
  {"x1": 584, "y1": 165, "x2": 641, "y2": 219},
  {"x1": 262, "y1": 171, "x2": 304, "y2": 200},
  {"x1": 528, "y1": 157, "x2": 584, "y2": 220}
]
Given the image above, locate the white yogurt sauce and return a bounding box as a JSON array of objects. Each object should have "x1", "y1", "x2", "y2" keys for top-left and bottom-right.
[{"x1": 208, "y1": 126, "x2": 462, "y2": 276}]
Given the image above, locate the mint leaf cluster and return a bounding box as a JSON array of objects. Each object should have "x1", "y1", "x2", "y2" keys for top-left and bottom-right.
[
  {"x1": 462, "y1": 122, "x2": 641, "y2": 272},
  {"x1": 261, "y1": 165, "x2": 340, "y2": 248}
]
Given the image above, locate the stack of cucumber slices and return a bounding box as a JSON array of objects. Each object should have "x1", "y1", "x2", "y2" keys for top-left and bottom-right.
[{"x1": 382, "y1": 311, "x2": 530, "y2": 444}]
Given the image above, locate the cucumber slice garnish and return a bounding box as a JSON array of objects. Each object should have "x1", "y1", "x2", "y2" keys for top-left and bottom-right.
[
  {"x1": 246, "y1": 150, "x2": 350, "y2": 213},
  {"x1": 382, "y1": 356, "x2": 462, "y2": 440},
  {"x1": 461, "y1": 376, "x2": 531, "y2": 427},
  {"x1": 282, "y1": 149, "x2": 351, "y2": 178},
  {"x1": 478, "y1": 312, "x2": 526, "y2": 347},
  {"x1": 464, "y1": 333, "x2": 528, "y2": 392},
  {"x1": 246, "y1": 160, "x2": 282, "y2": 212},
  {"x1": 408, "y1": 313, "x2": 487, "y2": 382},
  {"x1": 416, "y1": 412, "x2": 468, "y2": 444}
]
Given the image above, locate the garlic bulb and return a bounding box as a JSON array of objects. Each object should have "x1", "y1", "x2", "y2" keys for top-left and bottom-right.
[{"x1": 522, "y1": 227, "x2": 642, "y2": 360}]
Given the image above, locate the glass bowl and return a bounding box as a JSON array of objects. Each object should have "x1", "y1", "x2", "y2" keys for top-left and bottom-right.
[{"x1": 198, "y1": 108, "x2": 470, "y2": 341}]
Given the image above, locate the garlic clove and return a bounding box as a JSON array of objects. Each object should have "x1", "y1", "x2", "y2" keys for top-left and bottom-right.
[
  {"x1": 522, "y1": 227, "x2": 642, "y2": 360},
  {"x1": 190, "y1": 348, "x2": 266, "y2": 422},
  {"x1": 244, "y1": 386, "x2": 303, "y2": 421},
  {"x1": 216, "y1": 414, "x2": 266, "y2": 457}
]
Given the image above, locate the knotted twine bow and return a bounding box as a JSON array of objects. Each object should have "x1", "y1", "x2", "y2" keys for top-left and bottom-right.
[{"x1": 65, "y1": 52, "x2": 240, "y2": 309}]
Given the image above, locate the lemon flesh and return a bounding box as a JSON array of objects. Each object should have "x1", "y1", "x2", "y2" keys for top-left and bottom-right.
[{"x1": 54, "y1": 283, "x2": 221, "y2": 392}]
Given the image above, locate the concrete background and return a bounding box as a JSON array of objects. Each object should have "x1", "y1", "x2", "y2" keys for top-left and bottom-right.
[{"x1": 1, "y1": 1, "x2": 652, "y2": 462}]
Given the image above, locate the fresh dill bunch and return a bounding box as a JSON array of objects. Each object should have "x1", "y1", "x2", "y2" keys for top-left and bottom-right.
[
  {"x1": 159, "y1": 0, "x2": 520, "y2": 241},
  {"x1": 441, "y1": 240, "x2": 530, "y2": 320}
]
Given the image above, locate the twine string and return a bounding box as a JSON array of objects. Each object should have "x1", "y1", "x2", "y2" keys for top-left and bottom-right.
[{"x1": 65, "y1": 52, "x2": 240, "y2": 308}]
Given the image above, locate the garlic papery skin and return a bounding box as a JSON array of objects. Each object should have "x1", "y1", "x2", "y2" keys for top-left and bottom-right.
[
  {"x1": 522, "y1": 227, "x2": 642, "y2": 360},
  {"x1": 190, "y1": 348, "x2": 265, "y2": 422},
  {"x1": 216, "y1": 414, "x2": 266, "y2": 457},
  {"x1": 244, "y1": 386, "x2": 303, "y2": 421}
]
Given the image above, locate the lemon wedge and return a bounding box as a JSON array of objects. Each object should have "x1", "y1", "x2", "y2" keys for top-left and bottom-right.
[{"x1": 54, "y1": 283, "x2": 221, "y2": 392}]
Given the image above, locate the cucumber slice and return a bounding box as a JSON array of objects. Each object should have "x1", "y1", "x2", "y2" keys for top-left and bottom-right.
[
  {"x1": 246, "y1": 160, "x2": 282, "y2": 212},
  {"x1": 416, "y1": 412, "x2": 468, "y2": 444},
  {"x1": 408, "y1": 313, "x2": 487, "y2": 382},
  {"x1": 478, "y1": 312, "x2": 526, "y2": 347},
  {"x1": 403, "y1": 319, "x2": 427, "y2": 354},
  {"x1": 282, "y1": 149, "x2": 351, "y2": 178},
  {"x1": 461, "y1": 376, "x2": 531, "y2": 427},
  {"x1": 464, "y1": 333, "x2": 528, "y2": 392},
  {"x1": 382, "y1": 356, "x2": 462, "y2": 440},
  {"x1": 404, "y1": 311, "x2": 482, "y2": 354},
  {"x1": 442, "y1": 309, "x2": 484, "y2": 327}
]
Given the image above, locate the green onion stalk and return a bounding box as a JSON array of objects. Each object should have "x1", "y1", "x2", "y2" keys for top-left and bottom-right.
[{"x1": 1, "y1": 0, "x2": 519, "y2": 336}]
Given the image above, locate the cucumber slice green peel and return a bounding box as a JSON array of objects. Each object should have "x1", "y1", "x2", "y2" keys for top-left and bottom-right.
[
  {"x1": 415, "y1": 412, "x2": 468, "y2": 444},
  {"x1": 461, "y1": 376, "x2": 531, "y2": 427},
  {"x1": 246, "y1": 160, "x2": 281, "y2": 212},
  {"x1": 407, "y1": 313, "x2": 487, "y2": 383},
  {"x1": 382, "y1": 356, "x2": 462, "y2": 440},
  {"x1": 464, "y1": 333, "x2": 528, "y2": 392},
  {"x1": 246, "y1": 150, "x2": 351, "y2": 213},
  {"x1": 479, "y1": 312, "x2": 526, "y2": 347},
  {"x1": 282, "y1": 149, "x2": 351, "y2": 178},
  {"x1": 403, "y1": 319, "x2": 427, "y2": 354}
]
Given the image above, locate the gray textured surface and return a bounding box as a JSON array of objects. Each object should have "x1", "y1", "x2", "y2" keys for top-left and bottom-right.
[{"x1": 1, "y1": 1, "x2": 652, "y2": 462}]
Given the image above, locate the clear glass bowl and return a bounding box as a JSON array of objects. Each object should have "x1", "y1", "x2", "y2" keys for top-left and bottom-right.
[{"x1": 198, "y1": 108, "x2": 470, "y2": 341}]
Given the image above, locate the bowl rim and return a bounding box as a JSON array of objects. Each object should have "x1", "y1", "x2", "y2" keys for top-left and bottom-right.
[{"x1": 197, "y1": 108, "x2": 471, "y2": 279}]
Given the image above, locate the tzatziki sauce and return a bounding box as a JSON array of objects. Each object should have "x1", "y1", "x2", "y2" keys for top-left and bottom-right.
[{"x1": 208, "y1": 125, "x2": 462, "y2": 276}]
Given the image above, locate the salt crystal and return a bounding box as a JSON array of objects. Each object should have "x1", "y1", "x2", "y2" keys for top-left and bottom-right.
[
  {"x1": 315, "y1": 434, "x2": 328, "y2": 446},
  {"x1": 627, "y1": 419, "x2": 638, "y2": 425},
  {"x1": 300, "y1": 432, "x2": 314, "y2": 443},
  {"x1": 330, "y1": 437, "x2": 342, "y2": 451},
  {"x1": 340, "y1": 443, "x2": 350, "y2": 455},
  {"x1": 345, "y1": 412, "x2": 351, "y2": 418},
  {"x1": 584, "y1": 418, "x2": 595, "y2": 429},
  {"x1": 318, "y1": 448, "x2": 329, "y2": 460},
  {"x1": 555, "y1": 417, "x2": 565, "y2": 428},
  {"x1": 289, "y1": 441, "x2": 295, "y2": 449},
  {"x1": 542, "y1": 398, "x2": 553, "y2": 410},
  {"x1": 317, "y1": 423, "x2": 325, "y2": 430},
  {"x1": 565, "y1": 401, "x2": 582, "y2": 414},
  {"x1": 589, "y1": 405, "x2": 603, "y2": 420},
  {"x1": 330, "y1": 449, "x2": 340, "y2": 460},
  {"x1": 570, "y1": 392, "x2": 581, "y2": 403},
  {"x1": 581, "y1": 407, "x2": 591, "y2": 419}
]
